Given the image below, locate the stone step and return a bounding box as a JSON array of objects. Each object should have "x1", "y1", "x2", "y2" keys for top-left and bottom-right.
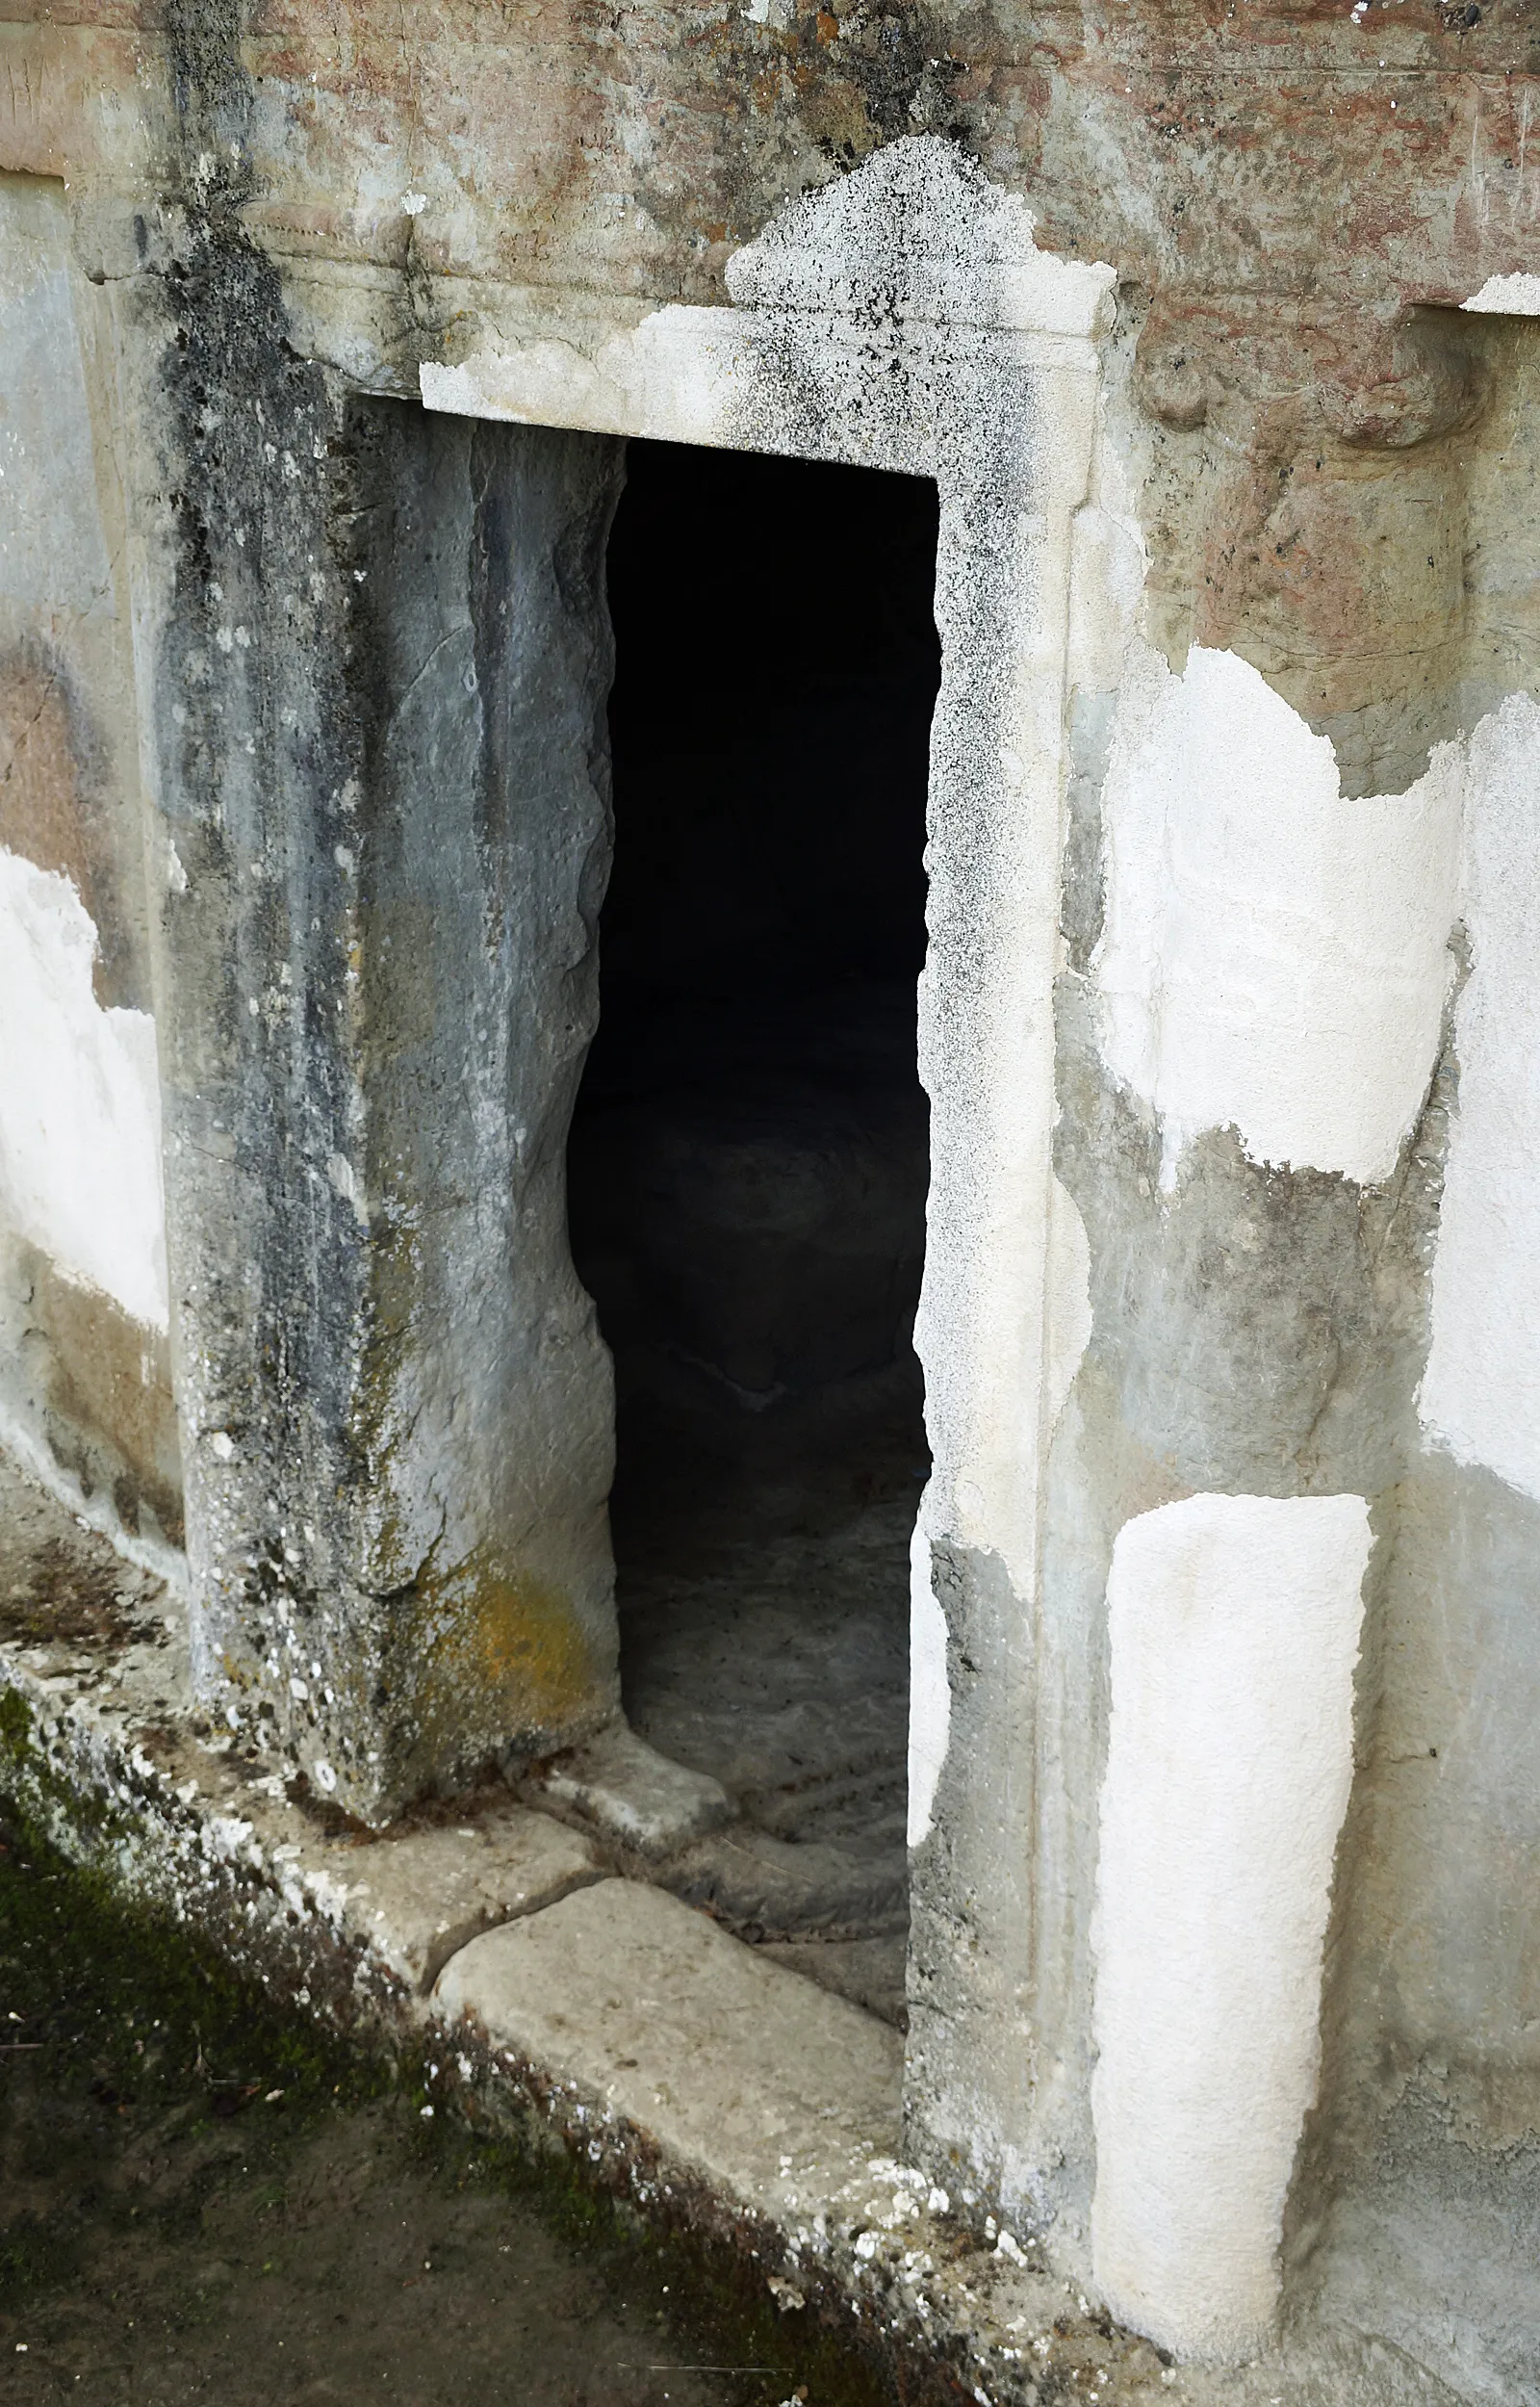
[
  {"x1": 658, "y1": 1824, "x2": 909, "y2": 1940},
  {"x1": 522, "y1": 1720, "x2": 733, "y2": 1858},
  {"x1": 432, "y1": 1876, "x2": 904, "y2": 2214},
  {"x1": 338, "y1": 1809, "x2": 602, "y2": 1995}
]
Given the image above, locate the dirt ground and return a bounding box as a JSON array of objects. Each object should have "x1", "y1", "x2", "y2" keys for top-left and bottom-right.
[{"x1": 0, "y1": 1823, "x2": 872, "y2": 2407}]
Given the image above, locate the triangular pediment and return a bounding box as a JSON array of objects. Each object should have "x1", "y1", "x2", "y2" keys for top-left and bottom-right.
[{"x1": 726, "y1": 136, "x2": 1114, "y2": 339}]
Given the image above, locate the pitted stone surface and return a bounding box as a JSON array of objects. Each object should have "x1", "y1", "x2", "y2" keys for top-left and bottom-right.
[
  {"x1": 0, "y1": 1453, "x2": 1470, "y2": 2407},
  {"x1": 757, "y1": 1933, "x2": 908, "y2": 2027},
  {"x1": 525, "y1": 1721, "x2": 733, "y2": 1859},
  {"x1": 433, "y1": 1877, "x2": 903, "y2": 2208},
  {"x1": 661, "y1": 1825, "x2": 907, "y2": 1943},
  {"x1": 6, "y1": 0, "x2": 1540, "y2": 2368},
  {"x1": 339, "y1": 1810, "x2": 601, "y2": 1996},
  {"x1": 0, "y1": 1454, "x2": 595, "y2": 2004}
]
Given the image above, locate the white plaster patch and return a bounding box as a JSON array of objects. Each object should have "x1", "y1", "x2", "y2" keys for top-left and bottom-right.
[
  {"x1": 1461, "y1": 272, "x2": 1540, "y2": 314},
  {"x1": 1092, "y1": 645, "x2": 1462, "y2": 1187},
  {"x1": 1420, "y1": 693, "x2": 1540, "y2": 1502},
  {"x1": 421, "y1": 138, "x2": 1114, "y2": 453},
  {"x1": 908, "y1": 1512, "x2": 950, "y2": 1849},
  {"x1": 0, "y1": 849, "x2": 167, "y2": 1332},
  {"x1": 1091, "y1": 1490, "x2": 1370, "y2": 2361},
  {"x1": 721, "y1": 136, "x2": 1116, "y2": 338},
  {"x1": 420, "y1": 308, "x2": 741, "y2": 451}
]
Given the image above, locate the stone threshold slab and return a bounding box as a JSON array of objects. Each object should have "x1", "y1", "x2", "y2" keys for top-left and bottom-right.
[
  {"x1": 0, "y1": 1452, "x2": 1462, "y2": 2407},
  {"x1": 435, "y1": 1878, "x2": 904, "y2": 2212},
  {"x1": 0, "y1": 1453, "x2": 602, "y2": 2010}
]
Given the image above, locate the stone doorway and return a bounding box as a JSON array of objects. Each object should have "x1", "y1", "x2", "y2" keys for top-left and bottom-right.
[{"x1": 567, "y1": 440, "x2": 940, "y2": 2026}]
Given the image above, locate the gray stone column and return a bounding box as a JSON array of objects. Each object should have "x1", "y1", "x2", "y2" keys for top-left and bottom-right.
[{"x1": 127, "y1": 194, "x2": 623, "y2": 1822}]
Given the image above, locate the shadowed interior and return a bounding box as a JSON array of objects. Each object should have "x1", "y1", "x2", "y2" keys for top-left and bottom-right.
[{"x1": 567, "y1": 438, "x2": 939, "y2": 2023}]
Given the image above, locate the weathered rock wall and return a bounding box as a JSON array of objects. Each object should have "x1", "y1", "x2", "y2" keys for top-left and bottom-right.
[
  {"x1": 13, "y1": 4, "x2": 1539, "y2": 293},
  {"x1": 2, "y1": 3, "x2": 1540, "y2": 2394},
  {"x1": 0, "y1": 169, "x2": 178, "y2": 1567},
  {"x1": 124, "y1": 200, "x2": 623, "y2": 1819},
  {"x1": 37, "y1": 31, "x2": 626, "y2": 1823}
]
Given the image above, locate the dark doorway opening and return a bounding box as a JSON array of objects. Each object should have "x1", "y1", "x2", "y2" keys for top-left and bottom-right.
[{"x1": 568, "y1": 440, "x2": 939, "y2": 2027}]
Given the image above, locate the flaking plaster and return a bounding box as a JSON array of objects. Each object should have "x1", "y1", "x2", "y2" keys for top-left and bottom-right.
[
  {"x1": 1463, "y1": 274, "x2": 1540, "y2": 314},
  {"x1": 0, "y1": 848, "x2": 167, "y2": 1335},
  {"x1": 1091, "y1": 644, "x2": 1462, "y2": 1191}
]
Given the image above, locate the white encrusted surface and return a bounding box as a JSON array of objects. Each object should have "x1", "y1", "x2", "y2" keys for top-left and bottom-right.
[
  {"x1": 1092, "y1": 645, "x2": 1461, "y2": 1189},
  {"x1": 1419, "y1": 693, "x2": 1540, "y2": 1504},
  {"x1": 0, "y1": 849, "x2": 167, "y2": 1333}
]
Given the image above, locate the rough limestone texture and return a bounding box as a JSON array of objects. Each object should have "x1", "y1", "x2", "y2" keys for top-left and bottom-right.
[
  {"x1": 524, "y1": 1721, "x2": 733, "y2": 1859},
  {"x1": 3, "y1": 3, "x2": 1540, "y2": 2394},
  {"x1": 0, "y1": 1257, "x2": 1474, "y2": 2407},
  {"x1": 125, "y1": 199, "x2": 628, "y2": 1824},
  {"x1": 422, "y1": 130, "x2": 1118, "y2": 2265},
  {"x1": 335, "y1": 1812, "x2": 602, "y2": 1998},
  {"x1": 0, "y1": 174, "x2": 181, "y2": 1570},
  {"x1": 435, "y1": 1879, "x2": 905, "y2": 2209}
]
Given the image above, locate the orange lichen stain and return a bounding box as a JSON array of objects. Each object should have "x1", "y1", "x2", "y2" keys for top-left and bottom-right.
[
  {"x1": 219, "y1": 1651, "x2": 261, "y2": 1696},
  {"x1": 394, "y1": 1545, "x2": 600, "y2": 1761},
  {"x1": 752, "y1": 65, "x2": 787, "y2": 112}
]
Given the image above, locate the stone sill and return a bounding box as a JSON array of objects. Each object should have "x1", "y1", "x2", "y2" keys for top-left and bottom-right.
[{"x1": 0, "y1": 1448, "x2": 1452, "y2": 2407}]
